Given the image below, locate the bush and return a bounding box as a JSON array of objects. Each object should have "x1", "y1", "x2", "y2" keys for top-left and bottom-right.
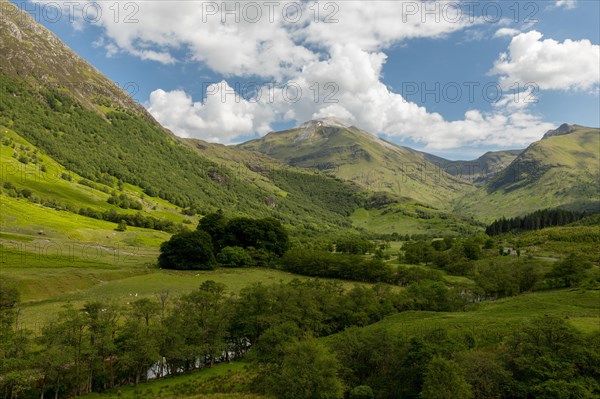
[
  {"x1": 158, "y1": 230, "x2": 216, "y2": 270},
  {"x1": 350, "y1": 385, "x2": 374, "y2": 399},
  {"x1": 217, "y1": 246, "x2": 252, "y2": 268},
  {"x1": 115, "y1": 220, "x2": 127, "y2": 232}
]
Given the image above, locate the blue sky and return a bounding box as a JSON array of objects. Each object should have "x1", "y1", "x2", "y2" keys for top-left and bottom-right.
[{"x1": 19, "y1": 0, "x2": 600, "y2": 159}]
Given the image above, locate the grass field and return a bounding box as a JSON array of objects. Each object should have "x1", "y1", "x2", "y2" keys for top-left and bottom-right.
[
  {"x1": 1, "y1": 192, "x2": 393, "y2": 332},
  {"x1": 16, "y1": 266, "x2": 343, "y2": 331},
  {"x1": 82, "y1": 362, "x2": 271, "y2": 399},
  {"x1": 0, "y1": 194, "x2": 378, "y2": 330}
]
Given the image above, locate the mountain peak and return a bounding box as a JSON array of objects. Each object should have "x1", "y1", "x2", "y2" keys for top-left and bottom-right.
[
  {"x1": 298, "y1": 117, "x2": 352, "y2": 129},
  {"x1": 543, "y1": 123, "x2": 574, "y2": 139}
]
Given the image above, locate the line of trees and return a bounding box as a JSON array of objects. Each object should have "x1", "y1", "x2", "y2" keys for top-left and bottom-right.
[
  {"x1": 486, "y1": 209, "x2": 589, "y2": 235},
  {"x1": 280, "y1": 250, "x2": 393, "y2": 283}
]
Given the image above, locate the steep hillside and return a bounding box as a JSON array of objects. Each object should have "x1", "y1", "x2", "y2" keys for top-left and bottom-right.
[
  {"x1": 0, "y1": 0, "x2": 149, "y2": 117},
  {"x1": 455, "y1": 125, "x2": 600, "y2": 220},
  {"x1": 240, "y1": 118, "x2": 469, "y2": 207}
]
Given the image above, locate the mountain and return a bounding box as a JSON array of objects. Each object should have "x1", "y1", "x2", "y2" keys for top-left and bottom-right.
[
  {"x1": 0, "y1": 0, "x2": 362, "y2": 239},
  {"x1": 455, "y1": 124, "x2": 600, "y2": 220},
  {"x1": 423, "y1": 149, "x2": 523, "y2": 185},
  {"x1": 239, "y1": 118, "x2": 469, "y2": 207}
]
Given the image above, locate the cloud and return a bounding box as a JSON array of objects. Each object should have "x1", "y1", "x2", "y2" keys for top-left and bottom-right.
[
  {"x1": 299, "y1": 1, "x2": 478, "y2": 51},
  {"x1": 491, "y1": 31, "x2": 600, "y2": 91},
  {"x1": 147, "y1": 82, "x2": 273, "y2": 143},
  {"x1": 65, "y1": 1, "x2": 477, "y2": 78},
  {"x1": 63, "y1": 1, "x2": 317, "y2": 77},
  {"x1": 493, "y1": 28, "x2": 522, "y2": 38},
  {"x1": 555, "y1": 0, "x2": 577, "y2": 9}
]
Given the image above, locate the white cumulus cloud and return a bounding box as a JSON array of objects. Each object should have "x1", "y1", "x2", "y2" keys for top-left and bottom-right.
[
  {"x1": 491, "y1": 30, "x2": 600, "y2": 91},
  {"x1": 494, "y1": 28, "x2": 522, "y2": 38},
  {"x1": 555, "y1": 0, "x2": 577, "y2": 9},
  {"x1": 147, "y1": 82, "x2": 273, "y2": 143}
]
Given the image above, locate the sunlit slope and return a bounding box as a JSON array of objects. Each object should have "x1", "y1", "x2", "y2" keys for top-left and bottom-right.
[{"x1": 455, "y1": 125, "x2": 600, "y2": 220}]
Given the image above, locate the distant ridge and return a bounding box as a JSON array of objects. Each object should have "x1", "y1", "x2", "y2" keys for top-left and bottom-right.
[{"x1": 543, "y1": 123, "x2": 575, "y2": 139}]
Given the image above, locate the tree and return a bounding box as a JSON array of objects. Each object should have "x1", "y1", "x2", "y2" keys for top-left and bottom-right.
[
  {"x1": 506, "y1": 316, "x2": 598, "y2": 398},
  {"x1": 38, "y1": 305, "x2": 92, "y2": 397},
  {"x1": 83, "y1": 301, "x2": 120, "y2": 392},
  {"x1": 403, "y1": 241, "x2": 434, "y2": 265},
  {"x1": 163, "y1": 281, "x2": 230, "y2": 371},
  {"x1": 462, "y1": 240, "x2": 481, "y2": 260},
  {"x1": 267, "y1": 340, "x2": 344, "y2": 399},
  {"x1": 456, "y1": 349, "x2": 511, "y2": 399},
  {"x1": 420, "y1": 357, "x2": 472, "y2": 399},
  {"x1": 158, "y1": 230, "x2": 216, "y2": 270},
  {"x1": 546, "y1": 253, "x2": 592, "y2": 288},
  {"x1": 116, "y1": 299, "x2": 161, "y2": 385},
  {"x1": 336, "y1": 237, "x2": 374, "y2": 255},
  {"x1": 197, "y1": 210, "x2": 227, "y2": 251}
]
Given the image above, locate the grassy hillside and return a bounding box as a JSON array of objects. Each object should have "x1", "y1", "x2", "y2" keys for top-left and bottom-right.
[
  {"x1": 240, "y1": 119, "x2": 469, "y2": 208},
  {"x1": 455, "y1": 125, "x2": 600, "y2": 220},
  {"x1": 350, "y1": 201, "x2": 484, "y2": 236},
  {"x1": 327, "y1": 289, "x2": 599, "y2": 340},
  {"x1": 0, "y1": 126, "x2": 195, "y2": 225},
  {"x1": 0, "y1": 194, "x2": 374, "y2": 330}
]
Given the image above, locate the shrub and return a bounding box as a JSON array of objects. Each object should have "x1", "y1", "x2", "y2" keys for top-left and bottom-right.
[
  {"x1": 217, "y1": 246, "x2": 252, "y2": 268},
  {"x1": 115, "y1": 220, "x2": 127, "y2": 232}
]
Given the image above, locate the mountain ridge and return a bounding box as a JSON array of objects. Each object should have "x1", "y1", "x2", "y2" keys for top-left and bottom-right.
[{"x1": 239, "y1": 121, "x2": 470, "y2": 207}]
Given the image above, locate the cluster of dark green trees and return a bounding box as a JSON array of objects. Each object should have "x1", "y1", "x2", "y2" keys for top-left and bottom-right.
[
  {"x1": 486, "y1": 208, "x2": 589, "y2": 235},
  {"x1": 107, "y1": 192, "x2": 143, "y2": 210},
  {"x1": 158, "y1": 211, "x2": 290, "y2": 270}
]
